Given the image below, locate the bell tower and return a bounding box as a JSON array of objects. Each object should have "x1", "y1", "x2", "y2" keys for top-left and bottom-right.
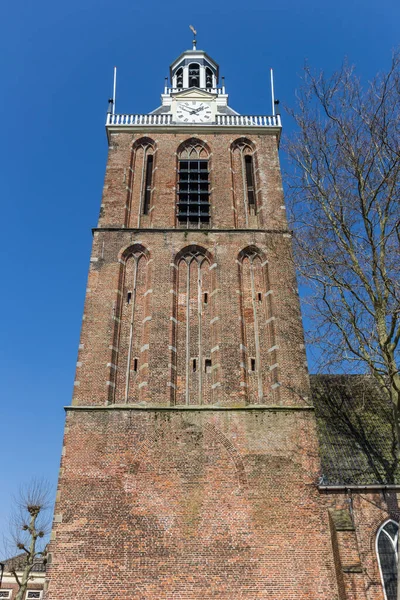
[{"x1": 47, "y1": 42, "x2": 341, "y2": 599}]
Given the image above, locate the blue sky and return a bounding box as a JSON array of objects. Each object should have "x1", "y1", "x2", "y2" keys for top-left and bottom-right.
[{"x1": 0, "y1": 0, "x2": 398, "y2": 553}]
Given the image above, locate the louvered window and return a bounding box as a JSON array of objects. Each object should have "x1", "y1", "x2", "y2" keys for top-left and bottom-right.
[
  {"x1": 188, "y1": 63, "x2": 200, "y2": 87},
  {"x1": 143, "y1": 154, "x2": 153, "y2": 215},
  {"x1": 177, "y1": 159, "x2": 210, "y2": 224},
  {"x1": 245, "y1": 155, "x2": 256, "y2": 214}
]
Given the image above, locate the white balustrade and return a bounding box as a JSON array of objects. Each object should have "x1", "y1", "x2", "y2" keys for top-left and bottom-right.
[
  {"x1": 106, "y1": 113, "x2": 173, "y2": 126},
  {"x1": 106, "y1": 113, "x2": 281, "y2": 128},
  {"x1": 215, "y1": 114, "x2": 281, "y2": 127},
  {"x1": 163, "y1": 87, "x2": 224, "y2": 95}
]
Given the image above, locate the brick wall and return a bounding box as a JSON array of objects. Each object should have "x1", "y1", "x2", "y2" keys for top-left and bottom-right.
[
  {"x1": 46, "y1": 127, "x2": 394, "y2": 599},
  {"x1": 47, "y1": 407, "x2": 339, "y2": 600},
  {"x1": 71, "y1": 129, "x2": 309, "y2": 408}
]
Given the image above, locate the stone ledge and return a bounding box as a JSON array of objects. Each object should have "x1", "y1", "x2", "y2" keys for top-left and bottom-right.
[
  {"x1": 319, "y1": 485, "x2": 400, "y2": 492},
  {"x1": 342, "y1": 565, "x2": 363, "y2": 573},
  {"x1": 92, "y1": 227, "x2": 292, "y2": 235},
  {"x1": 66, "y1": 404, "x2": 314, "y2": 412}
]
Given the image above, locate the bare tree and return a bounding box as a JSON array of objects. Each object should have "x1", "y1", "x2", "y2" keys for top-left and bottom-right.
[
  {"x1": 3, "y1": 480, "x2": 52, "y2": 600},
  {"x1": 285, "y1": 50, "x2": 400, "y2": 447}
]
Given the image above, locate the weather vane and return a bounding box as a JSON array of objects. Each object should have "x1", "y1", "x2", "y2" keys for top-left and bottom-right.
[{"x1": 189, "y1": 24, "x2": 197, "y2": 49}]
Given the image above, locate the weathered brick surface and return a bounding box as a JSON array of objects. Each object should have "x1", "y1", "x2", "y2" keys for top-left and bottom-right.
[
  {"x1": 46, "y1": 127, "x2": 395, "y2": 599},
  {"x1": 73, "y1": 228, "x2": 308, "y2": 408},
  {"x1": 69, "y1": 129, "x2": 308, "y2": 409},
  {"x1": 47, "y1": 407, "x2": 339, "y2": 599}
]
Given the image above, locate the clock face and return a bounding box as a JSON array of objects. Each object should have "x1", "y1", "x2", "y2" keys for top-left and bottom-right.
[{"x1": 176, "y1": 101, "x2": 213, "y2": 123}]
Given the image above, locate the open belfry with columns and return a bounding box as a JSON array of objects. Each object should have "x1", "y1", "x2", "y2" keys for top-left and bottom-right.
[{"x1": 46, "y1": 38, "x2": 400, "y2": 600}]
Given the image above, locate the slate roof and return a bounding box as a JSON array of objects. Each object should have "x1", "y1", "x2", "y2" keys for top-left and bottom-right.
[
  {"x1": 3, "y1": 553, "x2": 46, "y2": 573},
  {"x1": 311, "y1": 375, "x2": 399, "y2": 486}
]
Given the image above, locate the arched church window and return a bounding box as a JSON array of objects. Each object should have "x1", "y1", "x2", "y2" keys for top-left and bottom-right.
[
  {"x1": 377, "y1": 520, "x2": 398, "y2": 600},
  {"x1": 131, "y1": 138, "x2": 155, "y2": 220},
  {"x1": 188, "y1": 63, "x2": 200, "y2": 87},
  {"x1": 114, "y1": 246, "x2": 151, "y2": 404},
  {"x1": 231, "y1": 140, "x2": 258, "y2": 226},
  {"x1": 176, "y1": 67, "x2": 183, "y2": 88},
  {"x1": 238, "y1": 246, "x2": 277, "y2": 403},
  {"x1": 172, "y1": 246, "x2": 215, "y2": 405},
  {"x1": 205, "y1": 67, "x2": 213, "y2": 88},
  {"x1": 239, "y1": 143, "x2": 257, "y2": 215},
  {"x1": 177, "y1": 142, "x2": 210, "y2": 226}
]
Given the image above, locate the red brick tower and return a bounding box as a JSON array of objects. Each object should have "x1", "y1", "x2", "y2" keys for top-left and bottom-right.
[{"x1": 46, "y1": 42, "x2": 341, "y2": 599}]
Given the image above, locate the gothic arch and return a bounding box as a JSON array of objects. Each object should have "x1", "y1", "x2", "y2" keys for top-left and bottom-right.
[
  {"x1": 119, "y1": 242, "x2": 150, "y2": 263},
  {"x1": 231, "y1": 137, "x2": 256, "y2": 153},
  {"x1": 170, "y1": 245, "x2": 218, "y2": 405},
  {"x1": 126, "y1": 138, "x2": 156, "y2": 227},
  {"x1": 132, "y1": 137, "x2": 156, "y2": 152},
  {"x1": 238, "y1": 245, "x2": 266, "y2": 263},
  {"x1": 174, "y1": 243, "x2": 213, "y2": 265},
  {"x1": 230, "y1": 138, "x2": 260, "y2": 227},
  {"x1": 237, "y1": 246, "x2": 278, "y2": 403},
  {"x1": 176, "y1": 138, "x2": 211, "y2": 159},
  {"x1": 113, "y1": 245, "x2": 152, "y2": 404}
]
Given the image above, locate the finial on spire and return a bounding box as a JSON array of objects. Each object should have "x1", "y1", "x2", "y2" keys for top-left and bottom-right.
[{"x1": 189, "y1": 25, "x2": 197, "y2": 50}]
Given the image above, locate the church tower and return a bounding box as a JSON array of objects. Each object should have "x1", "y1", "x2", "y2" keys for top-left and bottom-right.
[{"x1": 46, "y1": 41, "x2": 341, "y2": 599}]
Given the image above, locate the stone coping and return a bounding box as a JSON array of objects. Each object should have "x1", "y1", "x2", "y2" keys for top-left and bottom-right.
[
  {"x1": 66, "y1": 404, "x2": 314, "y2": 412},
  {"x1": 92, "y1": 227, "x2": 292, "y2": 235}
]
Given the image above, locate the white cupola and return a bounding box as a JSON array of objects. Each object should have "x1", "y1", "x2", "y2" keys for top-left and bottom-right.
[
  {"x1": 151, "y1": 39, "x2": 237, "y2": 118},
  {"x1": 169, "y1": 41, "x2": 220, "y2": 92}
]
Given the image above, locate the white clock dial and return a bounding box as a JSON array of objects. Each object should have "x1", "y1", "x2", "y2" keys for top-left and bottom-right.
[{"x1": 176, "y1": 101, "x2": 213, "y2": 123}]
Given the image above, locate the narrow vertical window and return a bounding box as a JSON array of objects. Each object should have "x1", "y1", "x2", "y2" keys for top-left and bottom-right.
[
  {"x1": 245, "y1": 155, "x2": 256, "y2": 214},
  {"x1": 129, "y1": 139, "x2": 155, "y2": 228},
  {"x1": 377, "y1": 520, "x2": 398, "y2": 600},
  {"x1": 143, "y1": 154, "x2": 153, "y2": 215},
  {"x1": 205, "y1": 67, "x2": 213, "y2": 88},
  {"x1": 205, "y1": 359, "x2": 212, "y2": 373},
  {"x1": 188, "y1": 63, "x2": 200, "y2": 87},
  {"x1": 231, "y1": 140, "x2": 258, "y2": 227},
  {"x1": 238, "y1": 247, "x2": 272, "y2": 403},
  {"x1": 176, "y1": 67, "x2": 183, "y2": 88},
  {"x1": 114, "y1": 247, "x2": 151, "y2": 404}
]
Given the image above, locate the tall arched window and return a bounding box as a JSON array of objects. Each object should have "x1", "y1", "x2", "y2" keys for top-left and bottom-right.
[
  {"x1": 177, "y1": 141, "x2": 210, "y2": 227},
  {"x1": 115, "y1": 247, "x2": 151, "y2": 404},
  {"x1": 377, "y1": 520, "x2": 398, "y2": 600},
  {"x1": 172, "y1": 246, "x2": 215, "y2": 405},
  {"x1": 238, "y1": 247, "x2": 277, "y2": 403},
  {"x1": 128, "y1": 138, "x2": 155, "y2": 227},
  {"x1": 231, "y1": 139, "x2": 258, "y2": 227},
  {"x1": 188, "y1": 63, "x2": 200, "y2": 87}
]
